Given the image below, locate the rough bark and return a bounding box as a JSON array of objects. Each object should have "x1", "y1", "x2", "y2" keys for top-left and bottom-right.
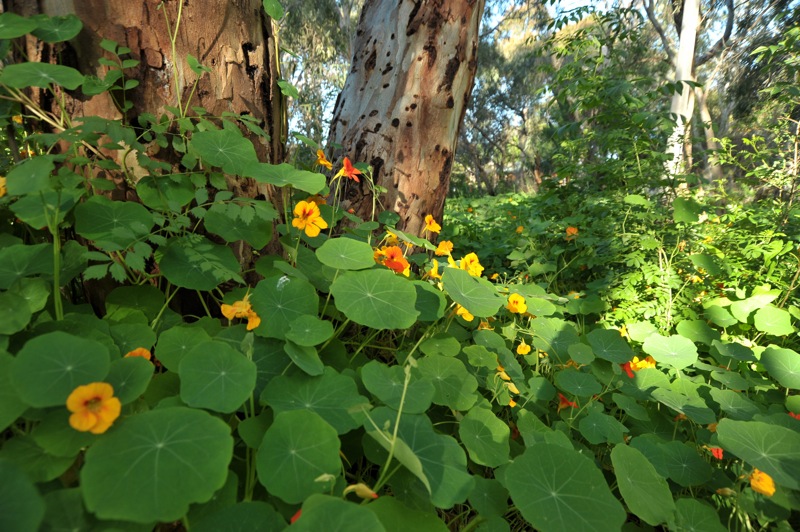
[
  {"x1": 695, "y1": 85, "x2": 724, "y2": 182},
  {"x1": 10, "y1": 0, "x2": 284, "y2": 172},
  {"x1": 328, "y1": 0, "x2": 483, "y2": 237}
]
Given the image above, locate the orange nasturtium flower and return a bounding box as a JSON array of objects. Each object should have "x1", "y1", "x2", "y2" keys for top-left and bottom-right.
[
  {"x1": 456, "y1": 304, "x2": 474, "y2": 322},
  {"x1": 292, "y1": 200, "x2": 328, "y2": 238},
  {"x1": 221, "y1": 293, "x2": 261, "y2": 331},
  {"x1": 124, "y1": 347, "x2": 152, "y2": 361},
  {"x1": 750, "y1": 469, "x2": 776, "y2": 497},
  {"x1": 381, "y1": 245, "x2": 410, "y2": 276},
  {"x1": 621, "y1": 355, "x2": 656, "y2": 378},
  {"x1": 66, "y1": 382, "x2": 122, "y2": 434},
  {"x1": 424, "y1": 214, "x2": 441, "y2": 234},
  {"x1": 435, "y1": 240, "x2": 453, "y2": 256},
  {"x1": 557, "y1": 392, "x2": 578, "y2": 413},
  {"x1": 12, "y1": 115, "x2": 22, "y2": 124},
  {"x1": 459, "y1": 252, "x2": 484, "y2": 277},
  {"x1": 334, "y1": 157, "x2": 362, "y2": 183},
  {"x1": 515, "y1": 225, "x2": 524, "y2": 234},
  {"x1": 315, "y1": 149, "x2": 333, "y2": 170},
  {"x1": 0, "y1": 176, "x2": 6, "y2": 199},
  {"x1": 516, "y1": 339, "x2": 531, "y2": 355},
  {"x1": 506, "y1": 293, "x2": 527, "y2": 314},
  {"x1": 565, "y1": 226, "x2": 578, "y2": 240}
]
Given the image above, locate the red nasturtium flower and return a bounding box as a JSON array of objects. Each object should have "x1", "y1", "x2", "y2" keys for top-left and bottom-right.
[
  {"x1": 66, "y1": 382, "x2": 122, "y2": 434},
  {"x1": 290, "y1": 509, "x2": 302, "y2": 524},
  {"x1": 292, "y1": 200, "x2": 328, "y2": 238},
  {"x1": 334, "y1": 157, "x2": 362, "y2": 182},
  {"x1": 315, "y1": 149, "x2": 333, "y2": 170},
  {"x1": 557, "y1": 392, "x2": 577, "y2": 413},
  {"x1": 124, "y1": 347, "x2": 152, "y2": 360},
  {"x1": 709, "y1": 447, "x2": 724, "y2": 460},
  {"x1": 789, "y1": 411, "x2": 800, "y2": 420}
]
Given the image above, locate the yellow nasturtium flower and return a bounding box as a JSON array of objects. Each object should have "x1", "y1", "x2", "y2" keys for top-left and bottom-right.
[
  {"x1": 315, "y1": 149, "x2": 333, "y2": 170},
  {"x1": 460, "y1": 252, "x2": 484, "y2": 277},
  {"x1": 424, "y1": 214, "x2": 441, "y2": 234},
  {"x1": 427, "y1": 259, "x2": 442, "y2": 280},
  {"x1": 506, "y1": 293, "x2": 527, "y2": 314},
  {"x1": 516, "y1": 339, "x2": 531, "y2": 355},
  {"x1": 456, "y1": 304, "x2": 474, "y2": 322},
  {"x1": 435, "y1": 240, "x2": 453, "y2": 256},
  {"x1": 750, "y1": 469, "x2": 776, "y2": 497},
  {"x1": 0, "y1": 176, "x2": 6, "y2": 198},
  {"x1": 66, "y1": 382, "x2": 121, "y2": 434},
  {"x1": 221, "y1": 293, "x2": 261, "y2": 331},
  {"x1": 292, "y1": 200, "x2": 328, "y2": 237}
]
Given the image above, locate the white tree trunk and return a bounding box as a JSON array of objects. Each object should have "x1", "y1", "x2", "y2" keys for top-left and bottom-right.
[
  {"x1": 328, "y1": 0, "x2": 484, "y2": 236},
  {"x1": 665, "y1": 0, "x2": 700, "y2": 176}
]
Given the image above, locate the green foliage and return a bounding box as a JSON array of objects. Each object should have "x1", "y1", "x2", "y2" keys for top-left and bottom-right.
[{"x1": 2, "y1": 8, "x2": 800, "y2": 532}]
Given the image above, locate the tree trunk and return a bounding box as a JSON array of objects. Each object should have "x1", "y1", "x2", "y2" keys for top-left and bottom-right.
[
  {"x1": 328, "y1": 0, "x2": 484, "y2": 237},
  {"x1": 694, "y1": 85, "x2": 724, "y2": 182},
  {"x1": 665, "y1": 0, "x2": 699, "y2": 176},
  {"x1": 10, "y1": 0, "x2": 285, "y2": 173}
]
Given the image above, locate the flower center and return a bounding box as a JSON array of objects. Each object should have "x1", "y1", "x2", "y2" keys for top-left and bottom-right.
[{"x1": 84, "y1": 396, "x2": 103, "y2": 412}]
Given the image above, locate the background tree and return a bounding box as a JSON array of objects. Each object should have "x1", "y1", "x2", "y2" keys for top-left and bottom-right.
[{"x1": 327, "y1": 0, "x2": 484, "y2": 236}]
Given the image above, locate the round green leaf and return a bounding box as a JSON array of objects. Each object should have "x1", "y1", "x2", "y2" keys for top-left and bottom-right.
[
  {"x1": 0, "y1": 353, "x2": 27, "y2": 431},
  {"x1": 11, "y1": 331, "x2": 110, "y2": 407},
  {"x1": 0, "y1": 62, "x2": 84, "y2": 89},
  {"x1": 468, "y1": 477, "x2": 510, "y2": 518},
  {"x1": 530, "y1": 317, "x2": 579, "y2": 364},
  {"x1": 155, "y1": 325, "x2": 213, "y2": 371},
  {"x1": 717, "y1": 419, "x2": 800, "y2": 490},
  {"x1": 642, "y1": 333, "x2": 697, "y2": 370},
  {"x1": 159, "y1": 235, "x2": 242, "y2": 290},
  {"x1": 106, "y1": 285, "x2": 166, "y2": 321},
  {"x1": 673, "y1": 197, "x2": 702, "y2": 223},
  {"x1": 0, "y1": 243, "x2": 52, "y2": 289},
  {"x1": 283, "y1": 340, "x2": 324, "y2": 376},
  {"x1": 441, "y1": 267, "x2": 504, "y2": 318},
  {"x1": 179, "y1": 341, "x2": 257, "y2": 413},
  {"x1": 660, "y1": 441, "x2": 712, "y2": 487},
  {"x1": 361, "y1": 360, "x2": 435, "y2": 414},
  {"x1": 0, "y1": 458, "x2": 45, "y2": 532},
  {"x1": 190, "y1": 128, "x2": 259, "y2": 176},
  {"x1": 669, "y1": 499, "x2": 726, "y2": 532},
  {"x1": 193, "y1": 501, "x2": 285, "y2": 532},
  {"x1": 292, "y1": 495, "x2": 386, "y2": 532},
  {"x1": 578, "y1": 410, "x2": 628, "y2": 444},
  {"x1": 8, "y1": 277, "x2": 51, "y2": 313},
  {"x1": 41, "y1": 488, "x2": 89, "y2": 532},
  {"x1": 31, "y1": 14, "x2": 83, "y2": 42},
  {"x1": 0, "y1": 12, "x2": 38, "y2": 38},
  {"x1": 261, "y1": 368, "x2": 368, "y2": 434},
  {"x1": 711, "y1": 339, "x2": 756, "y2": 362},
  {"x1": 6, "y1": 155, "x2": 55, "y2": 195},
  {"x1": 754, "y1": 305, "x2": 795, "y2": 336},
  {"x1": 367, "y1": 407, "x2": 474, "y2": 509},
  {"x1": 31, "y1": 409, "x2": 96, "y2": 457},
  {"x1": 611, "y1": 444, "x2": 675, "y2": 526},
  {"x1": 285, "y1": 315, "x2": 334, "y2": 346},
  {"x1": 81, "y1": 407, "x2": 234, "y2": 523},
  {"x1": 676, "y1": 319, "x2": 721, "y2": 346},
  {"x1": 105, "y1": 357, "x2": 154, "y2": 404},
  {"x1": 204, "y1": 203, "x2": 275, "y2": 249},
  {"x1": 315, "y1": 237, "x2": 375, "y2": 270},
  {"x1": 459, "y1": 406, "x2": 510, "y2": 467},
  {"x1": 250, "y1": 275, "x2": 319, "y2": 339},
  {"x1": 761, "y1": 347, "x2": 800, "y2": 389},
  {"x1": 109, "y1": 322, "x2": 156, "y2": 355},
  {"x1": 367, "y1": 496, "x2": 448, "y2": 532},
  {"x1": 586, "y1": 328, "x2": 632, "y2": 363},
  {"x1": 419, "y1": 334, "x2": 461, "y2": 357},
  {"x1": 256, "y1": 410, "x2": 341, "y2": 504},
  {"x1": 505, "y1": 443, "x2": 626, "y2": 532},
  {"x1": 417, "y1": 355, "x2": 478, "y2": 411},
  {"x1": 0, "y1": 291, "x2": 32, "y2": 335},
  {"x1": 250, "y1": 162, "x2": 326, "y2": 194},
  {"x1": 136, "y1": 173, "x2": 195, "y2": 211},
  {"x1": 75, "y1": 196, "x2": 153, "y2": 251},
  {"x1": 413, "y1": 281, "x2": 446, "y2": 322},
  {"x1": 0, "y1": 436, "x2": 74, "y2": 482},
  {"x1": 554, "y1": 369, "x2": 601, "y2": 397},
  {"x1": 330, "y1": 269, "x2": 419, "y2": 329}
]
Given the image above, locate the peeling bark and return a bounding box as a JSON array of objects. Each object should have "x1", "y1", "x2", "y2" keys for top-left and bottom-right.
[{"x1": 328, "y1": 0, "x2": 483, "y2": 237}]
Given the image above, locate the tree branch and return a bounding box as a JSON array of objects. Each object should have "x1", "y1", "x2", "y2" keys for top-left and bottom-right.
[
  {"x1": 644, "y1": 0, "x2": 676, "y2": 65},
  {"x1": 696, "y1": 0, "x2": 734, "y2": 67}
]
